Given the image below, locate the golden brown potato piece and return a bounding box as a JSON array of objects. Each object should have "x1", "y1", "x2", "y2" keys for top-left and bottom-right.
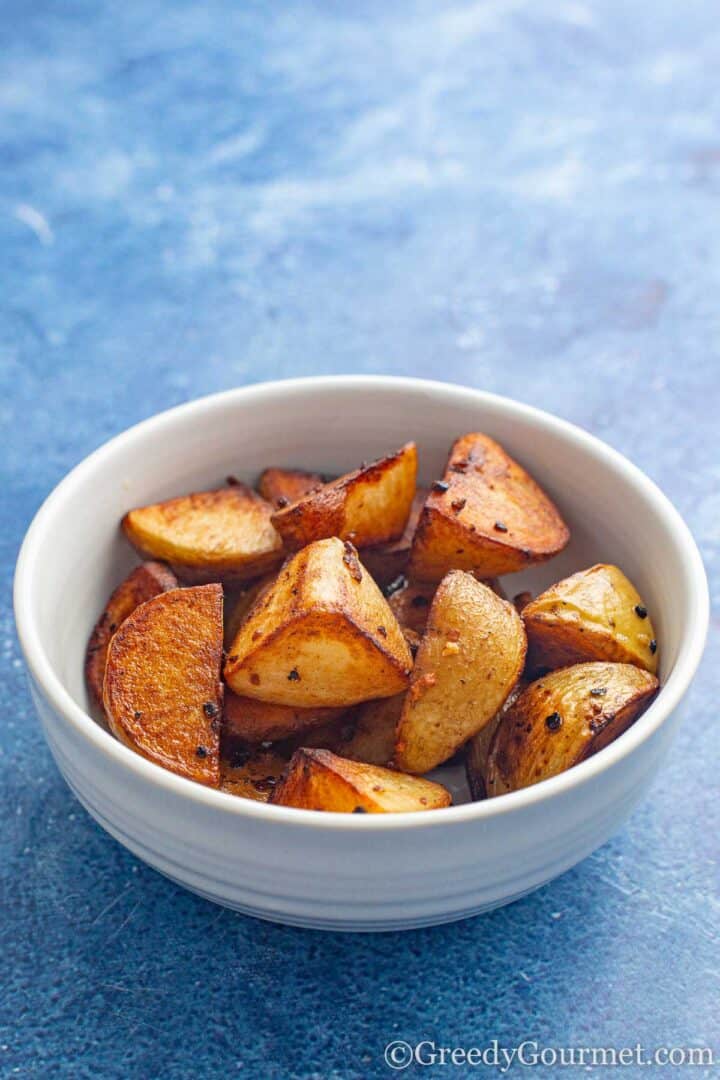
[
  {"x1": 85, "y1": 561, "x2": 178, "y2": 711},
  {"x1": 122, "y1": 485, "x2": 283, "y2": 585},
  {"x1": 486, "y1": 662, "x2": 659, "y2": 796},
  {"x1": 361, "y1": 488, "x2": 428, "y2": 586},
  {"x1": 395, "y1": 571, "x2": 527, "y2": 773},
  {"x1": 409, "y1": 434, "x2": 569, "y2": 581},
  {"x1": 284, "y1": 694, "x2": 402, "y2": 766},
  {"x1": 103, "y1": 585, "x2": 224, "y2": 786},
  {"x1": 223, "y1": 691, "x2": 344, "y2": 745},
  {"x1": 257, "y1": 468, "x2": 326, "y2": 509},
  {"x1": 271, "y1": 748, "x2": 451, "y2": 813},
  {"x1": 465, "y1": 681, "x2": 526, "y2": 801},
  {"x1": 522, "y1": 564, "x2": 658, "y2": 675},
  {"x1": 220, "y1": 749, "x2": 289, "y2": 802},
  {"x1": 224, "y1": 537, "x2": 413, "y2": 707},
  {"x1": 271, "y1": 443, "x2": 418, "y2": 551}
]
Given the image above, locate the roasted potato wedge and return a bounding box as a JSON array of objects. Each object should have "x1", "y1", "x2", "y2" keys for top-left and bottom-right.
[
  {"x1": 271, "y1": 443, "x2": 418, "y2": 550},
  {"x1": 361, "y1": 487, "x2": 428, "y2": 586},
  {"x1": 224, "y1": 537, "x2": 413, "y2": 707},
  {"x1": 224, "y1": 691, "x2": 344, "y2": 745},
  {"x1": 485, "y1": 662, "x2": 659, "y2": 796},
  {"x1": 257, "y1": 467, "x2": 326, "y2": 508},
  {"x1": 395, "y1": 571, "x2": 527, "y2": 773},
  {"x1": 220, "y1": 748, "x2": 289, "y2": 802},
  {"x1": 122, "y1": 485, "x2": 283, "y2": 584},
  {"x1": 103, "y1": 585, "x2": 224, "y2": 786},
  {"x1": 522, "y1": 564, "x2": 658, "y2": 675},
  {"x1": 465, "y1": 681, "x2": 526, "y2": 800},
  {"x1": 285, "y1": 694, "x2": 402, "y2": 766},
  {"x1": 409, "y1": 433, "x2": 569, "y2": 581},
  {"x1": 85, "y1": 561, "x2": 178, "y2": 710},
  {"x1": 271, "y1": 748, "x2": 451, "y2": 812}
]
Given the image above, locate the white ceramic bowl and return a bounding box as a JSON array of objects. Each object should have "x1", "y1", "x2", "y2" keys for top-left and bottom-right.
[{"x1": 14, "y1": 377, "x2": 708, "y2": 931}]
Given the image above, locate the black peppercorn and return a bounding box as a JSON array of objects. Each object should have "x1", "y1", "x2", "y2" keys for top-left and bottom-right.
[
  {"x1": 203, "y1": 701, "x2": 219, "y2": 718},
  {"x1": 635, "y1": 604, "x2": 648, "y2": 619},
  {"x1": 545, "y1": 712, "x2": 563, "y2": 732},
  {"x1": 195, "y1": 746, "x2": 208, "y2": 759},
  {"x1": 590, "y1": 687, "x2": 607, "y2": 697},
  {"x1": 288, "y1": 668, "x2": 300, "y2": 681},
  {"x1": 649, "y1": 639, "x2": 657, "y2": 654},
  {"x1": 432, "y1": 480, "x2": 450, "y2": 493},
  {"x1": 494, "y1": 521, "x2": 508, "y2": 533}
]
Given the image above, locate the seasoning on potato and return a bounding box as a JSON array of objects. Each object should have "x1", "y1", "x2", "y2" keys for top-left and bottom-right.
[
  {"x1": 395, "y1": 571, "x2": 527, "y2": 774},
  {"x1": 85, "y1": 560, "x2": 178, "y2": 711},
  {"x1": 224, "y1": 537, "x2": 413, "y2": 708},
  {"x1": 409, "y1": 433, "x2": 569, "y2": 581},
  {"x1": 270, "y1": 748, "x2": 451, "y2": 812},
  {"x1": 122, "y1": 484, "x2": 284, "y2": 584},
  {"x1": 103, "y1": 584, "x2": 224, "y2": 786},
  {"x1": 485, "y1": 661, "x2": 660, "y2": 796},
  {"x1": 522, "y1": 563, "x2": 658, "y2": 675},
  {"x1": 271, "y1": 442, "x2": 418, "y2": 550}
]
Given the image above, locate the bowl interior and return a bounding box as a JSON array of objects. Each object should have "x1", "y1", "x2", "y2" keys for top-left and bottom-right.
[{"x1": 19, "y1": 378, "x2": 702, "y2": 805}]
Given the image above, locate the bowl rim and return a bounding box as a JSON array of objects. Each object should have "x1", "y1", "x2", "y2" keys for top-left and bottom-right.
[{"x1": 13, "y1": 375, "x2": 709, "y2": 831}]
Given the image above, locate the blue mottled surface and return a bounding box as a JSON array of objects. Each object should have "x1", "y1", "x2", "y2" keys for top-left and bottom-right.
[{"x1": 2, "y1": 1, "x2": 718, "y2": 1077}]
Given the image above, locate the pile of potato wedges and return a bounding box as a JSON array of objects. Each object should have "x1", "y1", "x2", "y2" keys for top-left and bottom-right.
[{"x1": 86, "y1": 434, "x2": 660, "y2": 814}]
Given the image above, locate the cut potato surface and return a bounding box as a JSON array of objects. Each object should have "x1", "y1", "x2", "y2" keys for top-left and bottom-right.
[
  {"x1": 395, "y1": 571, "x2": 527, "y2": 774},
  {"x1": 257, "y1": 467, "x2": 326, "y2": 509},
  {"x1": 271, "y1": 748, "x2": 451, "y2": 812},
  {"x1": 361, "y1": 487, "x2": 428, "y2": 586},
  {"x1": 224, "y1": 537, "x2": 413, "y2": 707},
  {"x1": 223, "y1": 691, "x2": 344, "y2": 745},
  {"x1": 485, "y1": 661, "x2": 659, "y2": 796},
  {"x1": 271, "y1": 443, "x2": 418, "y2": 550},
  {"x1": 522, "y1": 563, "x2": 658, "y2": 675},
  {"x1": 409, "y1": 433, "x2": 569, "y2": 581},
  {"x1": 103, "y1": 585, "x2": 224, "y2": 786},
  {"x1": 85, "y1": 561, "x2": 178, "y2": 710},
  {"x1": 122, "y1": 485, "x2": 283, "y2": 584},
  {"x1": 220, "y1": 749, "x2": 289, "y2": 803}
]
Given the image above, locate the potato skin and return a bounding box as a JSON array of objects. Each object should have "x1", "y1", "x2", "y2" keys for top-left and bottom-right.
[
  {"x1": 271, "y1": 443, "x2": 418, "y2": 550},
  {"x1": 122, "y1": 485, "x2": 283, "y2": 584},
  {"x1": 223, "y1": 691, "x2": 344, "y2": 745},
  {"x1": 409, "y1": 433, "x2": 569, "y2": 581},
  {"x1": 270, "y1": 748, "x2": 451, "y2": 813},
  {"x1": 395, "y1": 571, "x2": 527, "y2": 774},
  {"x1": 224, "y1": 537, "x2": 413, "y2": 708},
  {"x1": 85, "y1": 561, "x2": 178, "y2": 711},
  {"x1": 220, "y1": 749, "x2": 289, "y2": 802},
  {"x1": 386, "y1": 578, "x2": 437, "y2": 636},
  {"x1": 257, "y1": 468, "x2": 325, "y2": 508},
  {"x1": 103, "y1": 585, "x2": 224, "y2": 786},
  {"x1": 223, "y1": 573, "x2": 277, "y2": 648},
  {"x1": 522, "y1": 563, "x2": 658, "y2": 675},
  {"x1": 485, "y1": 662, "x2": 660, "y2": 796}
]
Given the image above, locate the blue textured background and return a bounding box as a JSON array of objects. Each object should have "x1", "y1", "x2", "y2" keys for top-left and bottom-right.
[{"x1": 3, "y1": 2, "x2": 718, "y2": 1077}]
